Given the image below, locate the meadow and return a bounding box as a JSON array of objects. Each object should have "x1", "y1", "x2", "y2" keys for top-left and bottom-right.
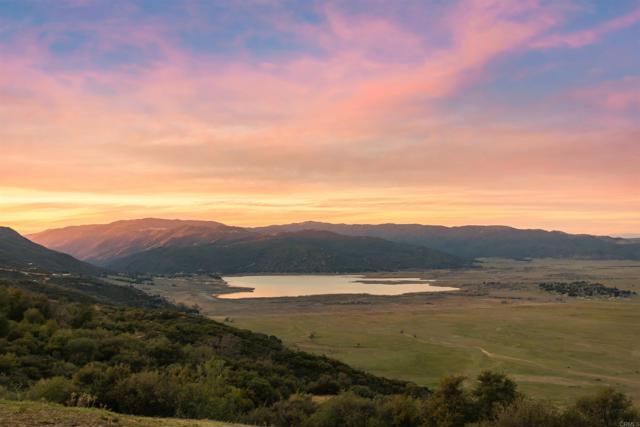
[
  {"x1": 113, "y1": 258, "x2": 640, "y2": 404},
  {"x1": 232, "y1": 297, "x2": 640, "y2": 404},
  {"x1": 218, "y1": 259, "x2": 640, "y2": 404}
]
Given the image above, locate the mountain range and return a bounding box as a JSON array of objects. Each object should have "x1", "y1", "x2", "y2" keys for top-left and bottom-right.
[
  {"x1": 13, "y1": 218, "x2": 640, "y2": 275},
  {"x1": 107, "y1": 229, "x2": 468, "y2": 274},
  {"x1": 30, "y1": 218, "x2": 640, "y2": 264},
  {"x1": 9, "y1": 219, "x2": 466, "y2": 274},
  {"x1": 29, "y1": 218, "x2": 253, "y2": 265},
  {"x1": 0, "y1": 227, "x2": 101, "y2": 275},
  {"x1": 255, "y1": 222, "x2": 640, "y2": 260}
]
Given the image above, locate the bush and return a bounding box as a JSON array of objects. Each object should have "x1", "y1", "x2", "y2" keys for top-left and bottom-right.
[
  {"x1": 473, "y1": 370, "x2": 518, "y2": 420},
  {"x1": 65, "y1": 337, "x2": 98, "y2": 365},
  {"x1": 373, "y1": 394, "x2": 421, "y2": 427},
  {"x1": 306, "y1": 392, "x2": 376, "y2": 427},
  {"x1": 307, "y1": 374, "x2": 340, "y2": 395},
  {"x1": 422, "y1": 375, "x2": 474, "y2": 427},
  {"x1": 490, "y1": 398, "x2": 562, "y2": 427},
  {"x1": 564, "y1": 387, "x2": 640, "y2": 427},
  {"x1": 115, "y1": 371, "x2": 178, "y2": 417},
  {"x1": 244, "y1": 394, "x2": 317, "y2": 427},
  {"x1": 22, "y1": 308, "x2": 45, "y2": 324},
  {"x1": 26, "y1": 376, "x2": 78, "y2": 404},
  {"x1": 0, "y1": 314, "x2": 9, "y2": 337}
]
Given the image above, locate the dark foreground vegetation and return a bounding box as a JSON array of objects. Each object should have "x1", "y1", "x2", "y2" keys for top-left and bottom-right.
[
  {"x1": 539, "y1": 281, "x2": 637, "y2": 298},
  {"x1": 0, "y1": 277, "x2": 638, "y2": 427}
]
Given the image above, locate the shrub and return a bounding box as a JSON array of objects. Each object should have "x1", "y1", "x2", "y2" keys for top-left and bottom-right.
[
  {"x1": 26, "y1": 376, "x2": 78, "y2": 404},
  {"x1": 114, "y1": 371, "x2": 178, "y2": 417},
  {"x1": 373, "y1": 394, "x2": 422, "y2": 427},
  {"x1": 306, "y1": 392, "x2": 376, "y2": 427},
  {"x1": 65, "y1": 337, "x2": 98, "y2": 365},
  {"x1": 422, "y1": 375, "x2": 474, "y2": 427},
  {"x1": 0, "y1": 314, "x2": 9, "y2": 337},
  {"x1": 473, "y1": 370, "x2": 518, "y2": 420},
  {"x1": 307, "y1": 374, "x2": 340, "y2": 395},
  {"x1": 22, "y1": 308, "x2": 45, "y2": 324},
  {"x1": 244, "y1": 394, "x2": 317, "y2": 427},
  {"x1": 491, "y1": 397, "x2": 562, "y2": 427},
  {"x1": 564, "y1": 387, "x2": 640, "y2": 427}
]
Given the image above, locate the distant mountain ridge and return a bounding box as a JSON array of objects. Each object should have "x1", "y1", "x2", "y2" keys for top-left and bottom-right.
[
  {"x1": 253, "y1": 222, "x2": 640, "y2": 260},
  {"x1": 0, "y1": 227, "x2": 102, "y2": 275},
  {"x1": 106, "y1": 229, "x2": 468, "y2": 274},
  {"x1": 29, "y1": 218, "x2": 254, "y2": 265},
  {"x1": 26, "y1": 218, "x2": 640, "y2": 273}
]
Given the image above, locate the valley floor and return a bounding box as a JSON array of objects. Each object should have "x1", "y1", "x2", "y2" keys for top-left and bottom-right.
[
  {"x1": 0, "y1": 400, "x2": 249, "y2": 427},
  {"x1": 114, "y1": 258, "x2": 640, "y2": 405}
]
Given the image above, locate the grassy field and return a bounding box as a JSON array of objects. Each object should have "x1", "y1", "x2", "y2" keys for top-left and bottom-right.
[
  {"x1": 232, "y1": 298, "x2": 640, "y2": 404},
  {"x1": 0, "y1": 400, "x2": 249, "y2": 427},
  {"x1": 116, "y1": 258, "x2": 640, "y2": 405}
]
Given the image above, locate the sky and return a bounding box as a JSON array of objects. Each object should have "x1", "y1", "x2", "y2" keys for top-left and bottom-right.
[{"x1": 0, "y1": 0, "x2": 639, "y2": 236}]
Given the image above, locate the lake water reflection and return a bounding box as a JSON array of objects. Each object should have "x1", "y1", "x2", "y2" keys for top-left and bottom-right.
[{"x1": 217, "y1": 275, "x2": 458, "y2": 299}]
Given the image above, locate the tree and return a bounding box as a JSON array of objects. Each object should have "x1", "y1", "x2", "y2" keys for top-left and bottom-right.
[
  {"x1": 26, "y1": 376, "x2": 78, "y2": 404},
  {"x1": 373, "y1": 394, "x2": 421, "y2": 427},
  {"x1": 306, "y1": 392, "x2": 376, "y2": 427},
  {"x1": 274, "y1": 394, "x2": 317, "y2": 427},
  {"x1": 114, "y1": 371, "x2": 178, "y2": 417},
  {"x1": 22, "y1": 308, "x2": 45, "y2": 324},
  {"x1": 422, "y1": 375, "x2": 473, "y2": 427},
  {"x1": 564, "y1": 388, "x2": 640, "y2": 427},
  {"x1": 65, "y1": 337, "x2": 98, "y2": 365},
  {"x1": 492, "y1": 398, "x2": 562, "y2": 427},
  {"x1": 473, "y1": 370, "x2": 518, "y2": 420}
]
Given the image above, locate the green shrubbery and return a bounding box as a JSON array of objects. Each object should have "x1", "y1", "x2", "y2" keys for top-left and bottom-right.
[
  {"x1": 0, "y1": 282, "x2": 410, "y2": 422},
  {"x1": 0, "y1": 281, "x2": 638, "y2": 426}
]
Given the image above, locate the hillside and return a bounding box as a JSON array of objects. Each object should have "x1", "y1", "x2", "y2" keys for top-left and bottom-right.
[
  {"x1": 253, "y1": 222, "x2": 640, "y2": 260},
  {"x1": 106, "y1": 230, "x2": 468, "y2": 274},
  {"x1": 0, "y1": 227, "x2": 102, "y2": 275},
  {"x1": 0, "y1": 400, "x2": 248, "y2": 427},
  {"x1": 0, "y1": 279, "x2": 417, "y2": 425},
  {"x1": 30, "y1": 218, "x2": 640, "y2": 265},
  {"x1": 29, "y1": 218, "x2": 254, "y2": 265}
]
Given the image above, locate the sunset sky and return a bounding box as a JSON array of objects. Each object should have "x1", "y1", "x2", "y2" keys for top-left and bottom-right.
[{"x1": 1, "y1": 0, "x2": 639, "y2": 235}]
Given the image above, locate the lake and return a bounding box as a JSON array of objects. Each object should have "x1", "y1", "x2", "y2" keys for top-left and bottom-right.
[{"x1": 217, "y1": 275, "x2": 458, "y2": 299}]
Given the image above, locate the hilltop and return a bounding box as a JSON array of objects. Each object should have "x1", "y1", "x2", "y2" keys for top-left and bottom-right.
[
  {"x1": 29, "y1": 218, "x2": 254, "y2": 265},
  {"x1": 0, "y1": 227, "x2": 102, "y2": 275}
]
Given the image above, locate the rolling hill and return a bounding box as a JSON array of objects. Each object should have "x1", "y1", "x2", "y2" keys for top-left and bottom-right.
[
  {"x1": 0, "y1": 227, "x2": 102, "y2": 275},
  {"x1": 106, "y1": 230, "x2": 469, "y2": 274},
  {"x1": 29, "y1": 218, "x2": 255, "y2": 265},
  {"x1": 253, "y1": 222, "x2": 640, "y2": 260},
  {"x1": 27, "y1": 218, "x2": 640, "y2": 270}
]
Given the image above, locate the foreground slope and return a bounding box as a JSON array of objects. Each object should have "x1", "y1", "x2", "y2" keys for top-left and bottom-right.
[
  {"x1": 254, "y1": 222, "x2": 640, "y2": 260},
  {"x1": 0, "y1": 227, "x2": 102, "y2": 275},
  {"x1": 106, "y1": 230, "x2": 468, "y2": 274},
  {"x1": 0, "y1": 278, "x2": 416, "y2": 425},
  {"x1": 0, "y1": 400, "x2": 248, "y2": 427},
  {"x1": 29, "y1": 218, "x2": 255, "y2": 264}
]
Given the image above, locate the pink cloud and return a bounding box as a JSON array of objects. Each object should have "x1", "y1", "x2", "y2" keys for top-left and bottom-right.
[
  {"x1": 570, "y1": 76, "x2": 640, "y2": 112},
  {"x1": 1, "y1": 1, "x2": 638, "y2": 234},
  {"x1": 532, "y1": 6, "x2": 640, "y2": 48}
]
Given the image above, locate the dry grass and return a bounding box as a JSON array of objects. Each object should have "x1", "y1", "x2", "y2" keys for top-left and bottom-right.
[{"x1": 0, "y1": 400, "x2": 249, "y2": 427}]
